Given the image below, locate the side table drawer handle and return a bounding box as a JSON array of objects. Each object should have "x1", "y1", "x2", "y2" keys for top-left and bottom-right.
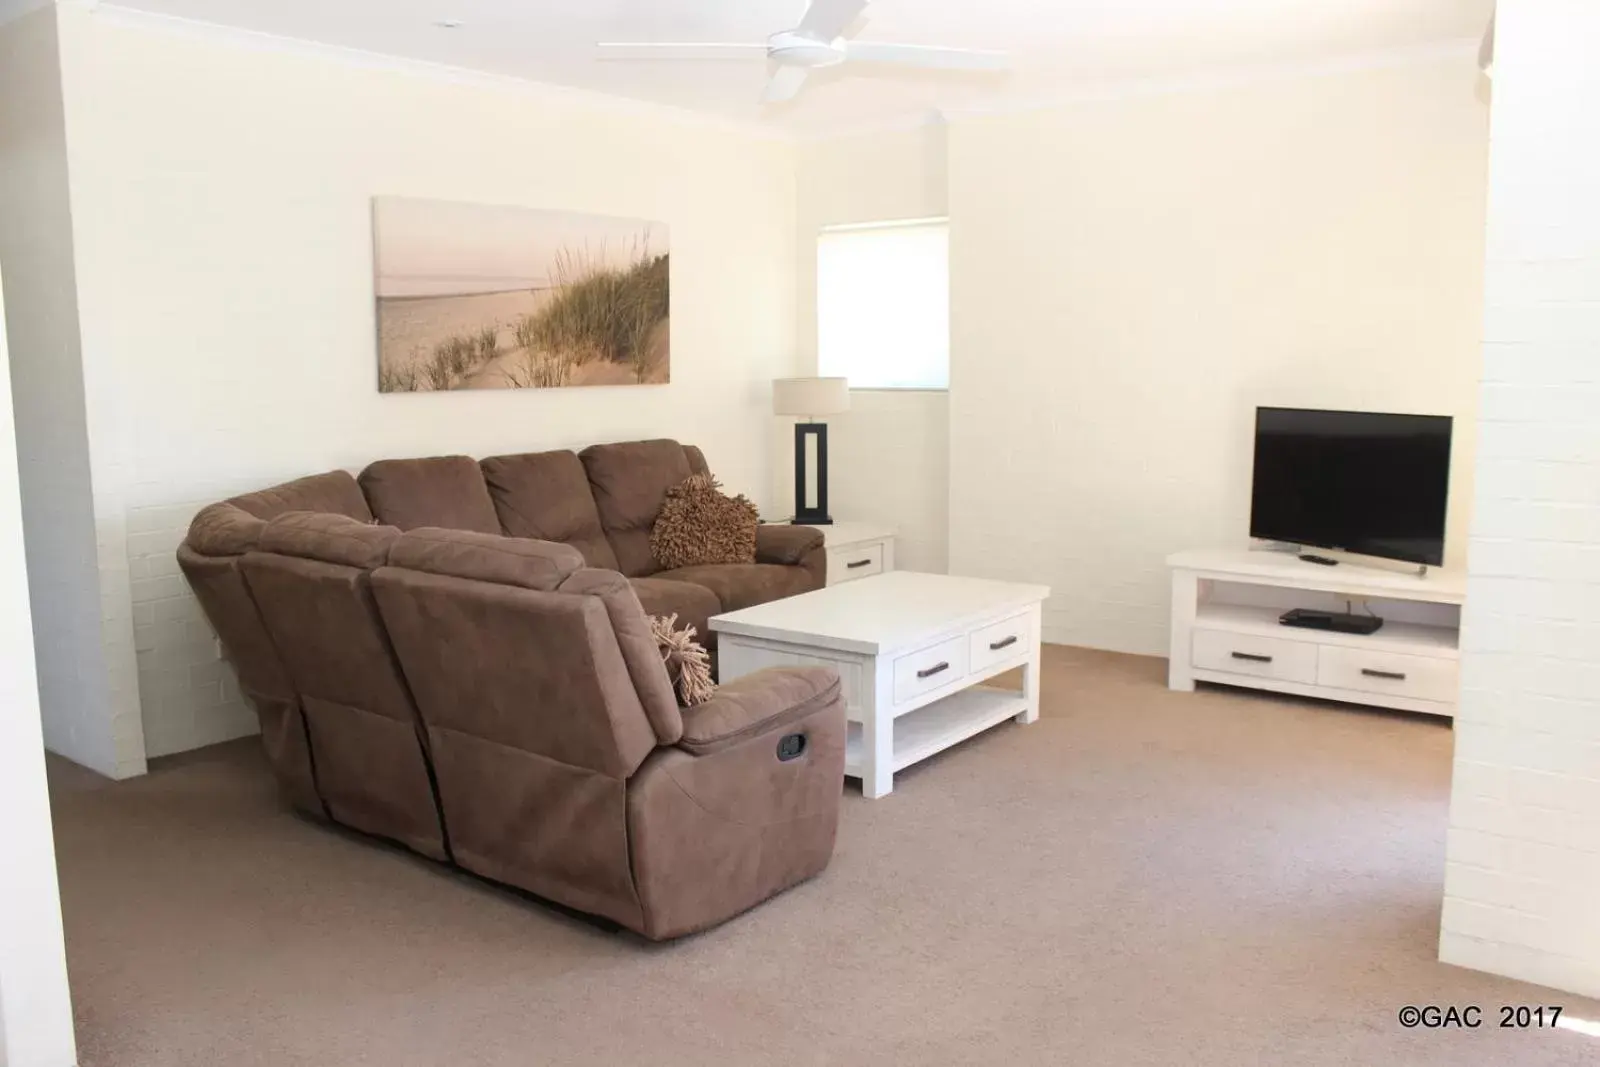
[
  {"x1": 916, "y1": 661, "x2": 950, "y2": 679},
  {"x1": 1361, "y1": 668, "x2": 1407, "y2": 681},
  {"x1": 989, "y1": 635, "x2": 1019, "y2": 651},
  {"x1": 847, "y1": 558, "x2": 873, "y2": 569},
  {"x1": 1231, "y1": 651, "x2": 1273, "y2": 663}
]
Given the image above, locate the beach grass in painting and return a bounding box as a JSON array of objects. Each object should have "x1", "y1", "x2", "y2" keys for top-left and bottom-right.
[{"x1": 373, "y1": 197, "x2": 669, "y2": 392}]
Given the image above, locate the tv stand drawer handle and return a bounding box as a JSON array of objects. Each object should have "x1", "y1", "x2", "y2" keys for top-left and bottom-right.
[
  {"x1": 846, "y1": 558, "x2": 873, "y2": 569},
  {"x1": 1361, "y1": 668, "x2": 1407, "y2": 681},
  {"x1": 1231, "y1": 651, "x2": 1273, "y2": 663},
  {"x1": 989, "y1": 635, "x2": 1019, "y2": 651},
  {"x1": 916, "y1": 661, "x2": 950, "y2": 679}
]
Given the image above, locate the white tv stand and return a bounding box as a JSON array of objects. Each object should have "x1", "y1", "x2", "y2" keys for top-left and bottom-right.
[{"x1": 1167, "y1": 548, "x2": 1466, "y2": 718}]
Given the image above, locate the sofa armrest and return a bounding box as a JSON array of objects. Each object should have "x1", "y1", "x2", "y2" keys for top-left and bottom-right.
[
  {"x1": 754, "y1": 524, "x2": 823, "y2": 565},
  {"x1": 678, "y1": 666, "x2": 840, "y2": 756}
]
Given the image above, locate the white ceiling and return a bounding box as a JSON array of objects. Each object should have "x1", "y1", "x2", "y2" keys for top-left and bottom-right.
[{"x1": 95, "y1": 0, "x2": 1493, "y2": 133}]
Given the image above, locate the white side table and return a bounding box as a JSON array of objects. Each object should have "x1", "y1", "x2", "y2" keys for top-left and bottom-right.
[{"x1": 806, "y1": 521, "x2": 896, "y2": 586}]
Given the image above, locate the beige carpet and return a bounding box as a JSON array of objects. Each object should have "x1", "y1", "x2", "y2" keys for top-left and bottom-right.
[{"x1": 48, "y1": 647, "x2": 1600, "y2": 1066}]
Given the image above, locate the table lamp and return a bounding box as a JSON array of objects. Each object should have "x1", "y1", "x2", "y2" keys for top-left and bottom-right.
[{"x1": 773, "y1": 376, "x2": 849, "y2": 525}]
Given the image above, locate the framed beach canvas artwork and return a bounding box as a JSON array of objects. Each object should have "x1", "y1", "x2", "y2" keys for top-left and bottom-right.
[{"x1": 373, "y1": 197, "x2": 670, "y2": 391}]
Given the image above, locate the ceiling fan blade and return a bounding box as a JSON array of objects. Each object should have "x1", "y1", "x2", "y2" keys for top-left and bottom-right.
[
  {"x1": 762, "y1": 66, "x2": 810, "y2": 104},
  {"x1": 795, "y1": 0, "x2": 869, "y2": 42},
  {"x1": 843, "y1": 41, "x2": 1009, "y2": 71},
  {"x1": 595, "y1": 42, "x2": 769, "y2": 61}
]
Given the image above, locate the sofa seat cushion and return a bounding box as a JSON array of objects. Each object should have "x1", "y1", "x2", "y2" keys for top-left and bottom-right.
[
  {"x1": 580, "y1": 439, "x2": 695, "y2": 577},
  {"x1": 480, "y1": 450, "x2": 620, "y2": 571},
  {"x1": 654, "y1": 564, "x2": 814, "y2": 614},
  {"x1": 359, "y1": 455, "x2": 499, "y2": 533},
  {"x1": 629, "y1": 577, "x2": 721, "y2": 650}
]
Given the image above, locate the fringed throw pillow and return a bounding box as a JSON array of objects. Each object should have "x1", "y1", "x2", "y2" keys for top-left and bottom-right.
[
  {"x1": 649, "y1": 613, "x2": 716, "y2": 707},
  {"x1": 650, "y1": 473, "x2": 758, "y2": 570}
]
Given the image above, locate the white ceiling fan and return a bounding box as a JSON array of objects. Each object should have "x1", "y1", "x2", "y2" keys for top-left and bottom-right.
[{"x1": 596, "y1": 0, "x2": 1009, "y2": 105}]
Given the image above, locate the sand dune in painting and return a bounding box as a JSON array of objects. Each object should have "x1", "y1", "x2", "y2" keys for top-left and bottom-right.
[{"x1": 373, "y1": 198, "x2": 669, "y2": 392}]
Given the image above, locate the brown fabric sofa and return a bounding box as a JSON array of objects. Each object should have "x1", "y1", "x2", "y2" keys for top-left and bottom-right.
[{"x1": 176, "y1": 440, "x2": 840, "y2": 939}]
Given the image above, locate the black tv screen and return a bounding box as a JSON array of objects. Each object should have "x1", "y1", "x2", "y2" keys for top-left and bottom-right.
[{"x1": 1250, "y1": 407, "x2": 1452, "y2": 566}]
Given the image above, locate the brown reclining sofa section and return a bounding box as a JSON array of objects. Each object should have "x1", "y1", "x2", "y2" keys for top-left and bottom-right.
[{"x1": 176, "y1": 438, "x2": 843, "y2": 940}]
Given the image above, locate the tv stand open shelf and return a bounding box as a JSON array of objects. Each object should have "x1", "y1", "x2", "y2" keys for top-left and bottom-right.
[{"x1": 1167, "y1": 548, "x2": 1466, "y2": 718}]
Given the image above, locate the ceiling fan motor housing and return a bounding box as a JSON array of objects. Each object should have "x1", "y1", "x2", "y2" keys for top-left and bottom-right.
[{"x1": 767, "y1": 31, "x2": 846, "y2": 67}]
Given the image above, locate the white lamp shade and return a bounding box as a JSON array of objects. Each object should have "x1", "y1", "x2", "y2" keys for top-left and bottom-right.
[{"x1": 773, "y1": 377, "x2": 850, "y2": 417}]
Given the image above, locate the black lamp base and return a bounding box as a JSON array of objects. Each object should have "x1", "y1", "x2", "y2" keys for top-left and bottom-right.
[{"x1": 792, "y1": 421, "x2": 832, "y2": 526}]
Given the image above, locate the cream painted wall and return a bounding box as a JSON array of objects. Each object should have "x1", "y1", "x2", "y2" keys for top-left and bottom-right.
[
  {"x1": 0, "y1": 259, "x2": 78, "y2": 1067},
  {"x1": 792, "y1": 123, "x2": 949, "y2": 573},
  {"x1": 947, "y1": 56, "x2": 1489, "y2": 654},
  {"x1": 54, "y1": 5, "x2": 797, "y2": 756},
  {"x1": 0, "y1": 5, "x2": 144, "y2": 779}
]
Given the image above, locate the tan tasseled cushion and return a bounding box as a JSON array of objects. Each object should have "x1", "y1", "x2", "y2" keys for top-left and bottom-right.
[
  {"x1": 650, "y1": 474, "x2": 758, "y2": 570},
  {"x1": 649, "y1": 613, "x2": 715, "y2": 707}
]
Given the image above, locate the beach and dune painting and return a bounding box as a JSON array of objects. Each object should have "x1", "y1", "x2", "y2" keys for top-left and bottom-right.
[{"x1": 373, "y1": 197, "x2": 669, "y2": 392}]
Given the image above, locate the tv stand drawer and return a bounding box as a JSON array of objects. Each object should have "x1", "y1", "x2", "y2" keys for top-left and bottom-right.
[
  {"x1": 1192, "y1": 628, "x2": 1317, "y2": 684},
  {"x1": 1318, "y1": 646, "x2": 1457, "y2": 703}
]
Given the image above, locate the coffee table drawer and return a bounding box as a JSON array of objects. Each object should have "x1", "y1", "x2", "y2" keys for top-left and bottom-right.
[
  {"x1": 970, "y1": 610, "x2": 1032, "y2": 672},
  {"x1": 1192, "y1": 628, "x2": 1317, "y2": 684},
  {"x1": 893, "y1": 634, "x2": 969, "y2": 704}
]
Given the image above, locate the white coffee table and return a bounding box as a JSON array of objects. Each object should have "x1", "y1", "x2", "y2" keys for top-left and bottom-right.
[{"x1": 711, "y1": 571, "x2": 1049, "y2": 798}]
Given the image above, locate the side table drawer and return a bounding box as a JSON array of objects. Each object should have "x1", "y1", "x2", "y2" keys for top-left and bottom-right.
[
  {"x1": 1192, "y1": 628, "x2": 1317, "y2": 684},
  {"x1": 970, "y1": 610, "x2": 1032, "y2": 672},
  {"x1": 828, "y1": 543, "x2": 884, "y2": 584},
  {"x1": 893, "y1": 634, "x2": 969, "y2": 704}
]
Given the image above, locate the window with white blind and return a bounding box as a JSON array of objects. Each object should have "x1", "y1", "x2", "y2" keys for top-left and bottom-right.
[{"x1": 816, "y1": 217, "x2": 949, "y2": 390}]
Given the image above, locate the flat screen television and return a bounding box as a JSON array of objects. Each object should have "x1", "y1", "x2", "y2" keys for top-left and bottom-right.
[{"x1": 1250, "y1": 407, "x2": 1452, "y2": 567}]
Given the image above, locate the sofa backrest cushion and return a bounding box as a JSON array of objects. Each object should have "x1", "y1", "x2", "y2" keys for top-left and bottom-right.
[
  {"x1": 358, "y1": 455, "x2": 499, "y2": 533},
  {"x1": 579, "y1": 439, "x2": 696, "y2": 577},
  {"x1": 479, "y1": 450, "x2": 621, "y2": 571},
  {"x1": 229, "y1": 470, "x2": 373, "y2": 524},
  {"x1": 387, "y1": 527, "x2": 583, "y2": 591},
  {"x1": 684, "y1": 445, "x2": 710, "y2": 477},
  {"x1": 240, "y1": 515, "x2": 445, "y2": 857},
  {"x1": 371, "y1": 547, "x2": 661, "y2": 778},
  {"x1": 257, "y1": 511, "x2": 399, "y2": 570},
  {"x1": 558, "y1": 569, "x2": 683, "y2": 745}
]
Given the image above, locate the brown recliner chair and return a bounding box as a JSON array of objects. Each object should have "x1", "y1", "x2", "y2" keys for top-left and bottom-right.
[
  {"x1": 238, "y1": 513, "x2": 448, "y2": 861},
  {"x1": 371, "y1": 528, "x2": 846, "y2": 940}
]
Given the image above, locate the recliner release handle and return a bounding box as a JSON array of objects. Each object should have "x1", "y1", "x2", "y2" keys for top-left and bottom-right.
[{"x1": 777, "y1": 733, "x2": 807, "y2": 761}]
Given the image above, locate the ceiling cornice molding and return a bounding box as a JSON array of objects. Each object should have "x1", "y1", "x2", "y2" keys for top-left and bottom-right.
[
  {"x1": 938, "y1": 38, "x2": 1481, "y2": 122},
  {"x1": 86, "y1": 2, "x2": 792, "y2": 142}
]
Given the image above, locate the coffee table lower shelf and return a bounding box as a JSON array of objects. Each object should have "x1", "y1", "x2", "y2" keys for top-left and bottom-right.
[{"x1": 845, "y1": 686, "x2": 1028, "y2": 779}]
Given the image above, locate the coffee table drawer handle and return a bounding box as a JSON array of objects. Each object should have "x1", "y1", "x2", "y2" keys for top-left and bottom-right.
[
  {"x1": 916, "y1": 661, "x2": 950, "y2": 679},
  {"x1": 846, "y1": 558, "x2": 873, "y2": 569},
  {"x1": 1361, "y1": 668, "x2": 1407, "y2": 681},
  {"x1": 988, "y1": 635, "x2": 1019, "y2": 651},
  {"x1": 1231, "y1": 651, "x2": 1273, "y2": 663}
]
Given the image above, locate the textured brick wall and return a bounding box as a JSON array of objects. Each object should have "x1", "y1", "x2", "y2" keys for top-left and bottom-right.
[
  {"x1": 126, "y1": 501, "x2": 255, "y2": 758},
  {"x1": 1440, "y1": 0, "x2": 1600, "y2": 1000}
]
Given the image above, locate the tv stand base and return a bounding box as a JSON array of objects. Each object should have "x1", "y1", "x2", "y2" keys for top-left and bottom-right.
[
  {"x1": 1166, "y1": 548, "x2": 1465, "y2": 719},
  {"x1": 1297, "y1": 553, "x2": 1340, "y2": 566}
]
